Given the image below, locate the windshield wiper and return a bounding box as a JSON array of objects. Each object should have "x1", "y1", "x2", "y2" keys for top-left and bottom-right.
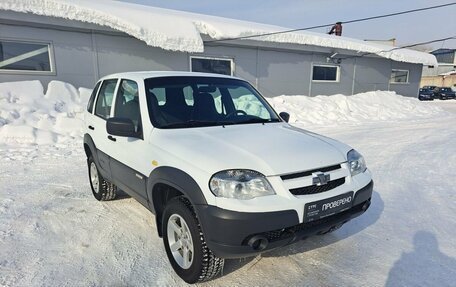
[
  {"x1": 161, "y1": 120, "x2": 225, "y2": 129},
  {"x1": 161, "y1": 118, "x2": 280, "y2": 128},
  {"x1": 237, "y1": 118, "x2": 280, "y2": 124}
]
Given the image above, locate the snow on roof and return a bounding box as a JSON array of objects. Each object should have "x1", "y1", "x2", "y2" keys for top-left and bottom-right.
[
  {"x1": 439, "y1": 70, "x2": 456, "y2": 76},
  {"x1": 0, "y1": 0, "x2": 437, "y2": 65}
]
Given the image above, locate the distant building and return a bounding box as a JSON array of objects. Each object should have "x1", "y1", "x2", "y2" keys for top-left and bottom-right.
[
  {"x1": 430, "y1": 48, "x2": 456, "y2": 64},
  {"x1": 0, "y1": 0, "x2": 436, "y2": 97},
  {"x1": 421, "y1": 49, "x2": 456, "y2": 88}
]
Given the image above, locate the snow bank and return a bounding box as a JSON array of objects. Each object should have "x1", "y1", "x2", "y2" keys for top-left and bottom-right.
[
  {"x1": 0, "y1": 80, "x2": 87, "y2": 145},
  {"x1": 0, "y1": 80, "x2": 446, "y2": 145},
  {"x1": 0, "y1": 0, "x2": 437, "y2": 65},
  {"x1": 267, "y1": 91, "x2": 445, "y2": 126}
]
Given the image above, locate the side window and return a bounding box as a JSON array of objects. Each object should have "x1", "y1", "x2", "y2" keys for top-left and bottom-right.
[
  {"x1": 149, "y1": 88, "x2": 166, "y2": 106},
  {"x1": 312, "y1": 65, "x2": 340, "y2": 82},
  {"x1": 95, "y1": 79, "x2": 118, "y2": 119},
  {"x1": 0, "y1": 39, "x2": 53, "y2": 73},
  {"x1": 87, "y1": 81, "x2": 101, "y2": 113},
  {"x1": 149, "y1": 85, "x2": 194, "y2": 106},
  {"x1": 228, "y1": 86, "x2": 270, "y2": 119},
  {"x1": 183, "y1": 86, "x2": 194, "y2": 106},
  {"x1": 114, "y1": 79, "x2": 141, "y2": 132},
  {"x1": 390, "y1": 69, "x2": 409, "y2": 84}
]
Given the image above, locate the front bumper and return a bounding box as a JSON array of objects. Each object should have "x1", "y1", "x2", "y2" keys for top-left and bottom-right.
[
  {"x1": 196, "y1": 180, "x2": 373, "y2": 259},
  {"x1": 418, "y1": 94, "x2": 433, "y2": 100}
]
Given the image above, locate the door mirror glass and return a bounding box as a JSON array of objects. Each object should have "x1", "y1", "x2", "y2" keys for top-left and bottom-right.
[
  {"x1": 106, "y1": 117, "x2": 137, "y2": 138},
  {"x1": 279, "y1": 112, "x2": 290, "y2": 123}
]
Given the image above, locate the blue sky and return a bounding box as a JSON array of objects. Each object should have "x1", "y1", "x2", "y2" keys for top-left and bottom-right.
[{"x1": 122, "y1": 0, "x2": 456, "y2": 49}]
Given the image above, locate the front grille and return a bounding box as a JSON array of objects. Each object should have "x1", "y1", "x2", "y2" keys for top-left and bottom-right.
[
  {"x1": 281, "y1": 164, "x2": 341, "y2": 180},
  {"x1": 289, "y1": 177, "x2": 345, "y2": 196}
]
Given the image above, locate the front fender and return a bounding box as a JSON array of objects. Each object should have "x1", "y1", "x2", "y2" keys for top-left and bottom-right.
[
  {"x1": 147, "y1": 166, "x2": 208, "y2": 209},
  {"x1": 147, "y1": 166, "x2": 208, "y2": 236}
]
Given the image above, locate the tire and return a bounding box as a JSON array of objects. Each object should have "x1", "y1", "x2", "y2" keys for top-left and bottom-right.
[
  {"x1": 163, "y1": 197, "x2": 224, "y2": 283},
  {"x1": 88, "y1": 156, "x2": 117, "y2": 201}
]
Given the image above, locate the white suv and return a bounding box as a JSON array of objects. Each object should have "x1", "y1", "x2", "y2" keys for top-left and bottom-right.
[{"x1": 84, "y1": 71, "x2": 373, "y2": 283}]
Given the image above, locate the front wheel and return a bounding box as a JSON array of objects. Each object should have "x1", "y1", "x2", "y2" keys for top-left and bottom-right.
[{"x1": 163, "y1": 197, "x2": 224, "y2": 283}]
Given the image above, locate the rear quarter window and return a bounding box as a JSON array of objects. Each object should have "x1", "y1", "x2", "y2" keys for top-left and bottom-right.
[{"x1": 87, "y1": 81, "x2": 101, "y2": 113}]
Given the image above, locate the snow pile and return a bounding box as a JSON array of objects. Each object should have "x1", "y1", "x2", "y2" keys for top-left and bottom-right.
[
  {"x1": 0, "y1": 81, "x2": 88, "y2": 145},
  {"x1": 0, "y1": 80, "x2": 447, "y2": 145},
  {"x1": 267, "y1": 91, "x2": 445, "y2": 126},
  {"x1": 0, "y1": 0, "x2": 437, "y2": 65}
]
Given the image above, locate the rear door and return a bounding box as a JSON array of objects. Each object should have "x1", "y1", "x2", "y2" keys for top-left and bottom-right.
[
  {"x1": 91, "y1": 78, "x2": 119, "y2": 180},
  {"x1": 107, "y1": 79, "x2": 149, "y2": 206},
  {"x1": 85, "y1": 80, "x2": 101, "y2": 138}
]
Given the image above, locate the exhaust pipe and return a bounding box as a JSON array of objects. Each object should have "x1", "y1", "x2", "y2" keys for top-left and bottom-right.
[
  {"x1": 247, "y1": 235, "x2": 269, "y2": 251},
  {"x1": 362, "y1": 199, "x2": 371, "y2": 211}
]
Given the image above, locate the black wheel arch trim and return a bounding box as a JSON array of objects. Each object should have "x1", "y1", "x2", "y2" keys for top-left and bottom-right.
[
  {"x1": 83, "y1": 133, "x2": 99, "y2": 165},
  {"x1": 147, "y1": 166, "x2": 208, "y2": 237}
]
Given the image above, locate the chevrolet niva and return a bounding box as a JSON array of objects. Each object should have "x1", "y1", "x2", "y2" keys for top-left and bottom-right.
[{"x1": 83, "y1": 72, "x2": 373, "y2": 283}]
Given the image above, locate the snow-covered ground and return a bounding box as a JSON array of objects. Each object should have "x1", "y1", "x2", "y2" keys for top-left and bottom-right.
[{"x1": 1, "y1": 82, "x2": 455, "y2": 286}]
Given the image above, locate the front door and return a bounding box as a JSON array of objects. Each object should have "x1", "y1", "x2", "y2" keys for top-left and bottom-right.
[{"x1": 108, "y1": 79, "x2": 149, "y2": 206}]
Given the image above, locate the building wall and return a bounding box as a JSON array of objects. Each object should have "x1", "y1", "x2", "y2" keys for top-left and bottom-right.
[
  {"x1": 203, "y1": 44, "x2": 422, "y2": 97},
  {"x1": 390, "y1": 61, "x2": 422, "y2": 97},
  {"x1": 431, "y1": 50, "x2": 456, "y2": 64},
  {"x1": 0, "y1": 21, "x2": 188, "y2": 89},
  {"x1": 421, "y1": 75, "x2": 456, "y2": 88},
  {"x1": 0, "y1": 17, "x2": 422, "y2": 97},
  {"x1": 0, "y1": 21, "x2": 95, "y2": 88},
  {"x1": 422, "y1": 64, "x2": 456, "y2": 77}
]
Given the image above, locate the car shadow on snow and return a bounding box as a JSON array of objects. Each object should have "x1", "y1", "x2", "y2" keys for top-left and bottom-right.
[
  {"x1": 385, "y1": 231, "x2": 456, "y2": 287},
  {"x1": 221, "y1": 191, "x2": 384, "y2": 276}
]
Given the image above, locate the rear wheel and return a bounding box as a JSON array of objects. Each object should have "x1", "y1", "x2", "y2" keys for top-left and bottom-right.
[
  {"x1": 163, "y1": 197, "x2": 224, "y2": 283},
  {"x1": 88, "y1": 156, "x2": 117, "y2": 201}
]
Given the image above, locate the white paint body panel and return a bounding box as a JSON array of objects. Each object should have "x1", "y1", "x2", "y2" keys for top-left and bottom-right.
[{"x1": 84, "y1": 72, "x2": 373, "y2": 223}]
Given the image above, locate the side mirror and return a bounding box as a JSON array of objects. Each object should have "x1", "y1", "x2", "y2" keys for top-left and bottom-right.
[
  {"x1": 106, "y1": 117, "x2": 137, "y2": 137},
  {"x1": 279, "y1": 112, "x2": 290, "y2": 123}
]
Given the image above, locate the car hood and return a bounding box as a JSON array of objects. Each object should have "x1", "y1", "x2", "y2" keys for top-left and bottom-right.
[{"x1": 152, "y1": 123, "x2": 351, "y2": 176}]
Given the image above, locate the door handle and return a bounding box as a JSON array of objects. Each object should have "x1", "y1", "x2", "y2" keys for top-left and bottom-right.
[
  {"x1": 108, "y1": 135, "x2": 116, "y2": 142},
  {"x1": 88, "y1": 125, "x2": 95, "y2": 130}
]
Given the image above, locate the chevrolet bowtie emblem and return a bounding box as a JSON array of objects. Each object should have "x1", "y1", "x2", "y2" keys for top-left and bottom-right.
[{"x1": 312, "y1": 172, "x2": 330, "y2": 186}]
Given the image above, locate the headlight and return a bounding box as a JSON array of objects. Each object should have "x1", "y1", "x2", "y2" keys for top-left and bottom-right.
[
  {"x1": 209, "y1": 170, "x2": 275, "y2": 200},
  {"x1": 347, "y1": 149, "x2": 367, "y2": 176}
]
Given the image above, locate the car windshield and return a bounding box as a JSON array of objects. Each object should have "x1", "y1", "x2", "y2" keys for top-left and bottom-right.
[
  {"x1": 440, "y1": 88, "x2": 451, "y2": 92},
  {"x1": 144, "y1": 76, "x2": 281, "y2": 129}
]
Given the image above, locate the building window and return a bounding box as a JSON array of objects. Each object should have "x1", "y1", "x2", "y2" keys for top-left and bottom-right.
[
  {"x1": 390, "y1": 69, "x2": 409, "y2": 84},
  {"x1": 190, "y1": 56, "x2": 234, "y2": 76},
  {"x1": 0, "y1": 40, "x2": 54, "y2": 73},
  {"x1": 312, "y1": 65, "x2": 340, "y2": 82}
]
